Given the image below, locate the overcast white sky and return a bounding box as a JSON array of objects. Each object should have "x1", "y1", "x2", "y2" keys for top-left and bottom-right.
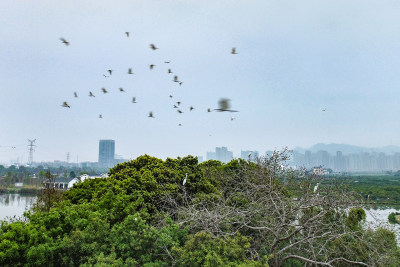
[{"x1": 1, "y1": 0, "x2": 400, "y2": 164}]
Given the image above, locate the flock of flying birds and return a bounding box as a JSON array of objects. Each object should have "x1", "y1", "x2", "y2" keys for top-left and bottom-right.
[{"x1": 60, "y1": 33, "x2": 240, "y2": 124}]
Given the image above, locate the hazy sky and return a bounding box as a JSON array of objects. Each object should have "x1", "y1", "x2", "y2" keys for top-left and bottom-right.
[{"x1": 1, "y1": 1, "x2": 400, "y2": 164}]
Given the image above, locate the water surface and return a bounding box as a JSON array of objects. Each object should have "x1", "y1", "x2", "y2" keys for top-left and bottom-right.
[{"x1": 0, "y1": 193, "x2": 37, "y2": 221}]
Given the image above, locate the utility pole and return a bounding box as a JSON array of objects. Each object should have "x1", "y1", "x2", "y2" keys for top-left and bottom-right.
[
  {"x1": 67, "y1": 152, "x2": 70, "y2": 163},
  {"x1": 27, "y1": 139, "x2": 36, "y2": 166}
]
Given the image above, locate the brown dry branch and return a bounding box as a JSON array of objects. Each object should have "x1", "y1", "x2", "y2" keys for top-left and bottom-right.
[{"x1": 159, "y1": 149, "x2": 395, "y2": 266}]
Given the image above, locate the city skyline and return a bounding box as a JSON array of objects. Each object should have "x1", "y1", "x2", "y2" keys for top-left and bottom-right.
[
  {"x1": 2, "y1": 1, "x2": 400, "y2": 163},
  {"x1": 3, "y1": 139, "x2": 400, "y2": 168}
]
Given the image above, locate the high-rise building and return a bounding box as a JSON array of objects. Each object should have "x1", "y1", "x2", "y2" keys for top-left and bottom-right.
[
  {"x1": 98, "y1": 140, "x2": 115, "y2": 167},
  {"x1": 215, "y1": 147, "x2": 233, "y2": 163},
  {"x1": 334, "y1": 151, "x2": 345, "y2": 171},
  {"x1": 241, "y1": 150, "x2": 252, "y2": 160},
  {"x1": 206, "y1": 151, "x2": 216, "y2": 160}
]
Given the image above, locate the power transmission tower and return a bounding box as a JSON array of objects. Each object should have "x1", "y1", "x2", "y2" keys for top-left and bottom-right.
[{"x1": 27, "y1": 139, "x2": 36, "y2": 165}]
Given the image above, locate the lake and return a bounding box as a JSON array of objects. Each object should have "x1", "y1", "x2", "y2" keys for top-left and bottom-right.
[{"x1": 0, "y1": 193, "x2": 37, "y2": 221}]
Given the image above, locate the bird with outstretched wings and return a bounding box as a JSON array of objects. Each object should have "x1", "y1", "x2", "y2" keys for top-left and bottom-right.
[
  {"x1": 60, "y1": 38, "x2": 69, "y2": 46},
  {"x1": 214, "y1": 98, "x2": 238, "y2": 112}
]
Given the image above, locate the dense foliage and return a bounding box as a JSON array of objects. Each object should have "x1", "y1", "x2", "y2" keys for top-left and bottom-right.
[
  {"x1": 1, "y1": 154, "x2": 400, "y2": 266},
  {"x1": 329, "y1": 174, "x2": 400, "y2": 204}
]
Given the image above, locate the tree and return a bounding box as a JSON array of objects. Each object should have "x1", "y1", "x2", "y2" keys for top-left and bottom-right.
[
  {"x1": 33, "y1": 170, "x2": 64, "y2": 212},
  {"x1": 1, "y1": 153, "x2": 399, "y2": 266},
  {"x1": 161, "y1": 149, "x2": 399, "y2": 266}
]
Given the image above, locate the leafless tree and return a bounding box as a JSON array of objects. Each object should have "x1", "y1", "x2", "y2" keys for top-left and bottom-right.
[{"x1": 160, "y1": 149, "x2": 398, "y2": 266}]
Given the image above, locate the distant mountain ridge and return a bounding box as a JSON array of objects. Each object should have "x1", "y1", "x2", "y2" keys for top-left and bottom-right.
[{"x1": 293, "y1": 143, "x2": 400, "y2": 155}]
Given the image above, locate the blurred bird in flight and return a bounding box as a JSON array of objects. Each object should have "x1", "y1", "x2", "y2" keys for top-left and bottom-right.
[
  {"x1": 214, "y1": 98, "x2": 238, "y2": 112},
  {"x1": 60, "y1": 38, "x2": 69, "y2": 46},
  {"x1": 61, "y1": 101, "x2": 70, "y2": 108}
]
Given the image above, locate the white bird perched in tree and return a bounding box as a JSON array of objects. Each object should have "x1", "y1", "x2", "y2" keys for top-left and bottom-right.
[
  {"x1": 313, "y1": 183, "x2": 320, "y2": 193},
  {"x1": 183, "y1": 173, "x2": 187, "y2": 185}
]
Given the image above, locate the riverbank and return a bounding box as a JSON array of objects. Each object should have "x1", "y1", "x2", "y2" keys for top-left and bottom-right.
[{"x1": 0, "y1": 187, "x2": 42, "y2": 195}]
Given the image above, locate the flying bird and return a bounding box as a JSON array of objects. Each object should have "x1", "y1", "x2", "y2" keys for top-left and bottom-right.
[
  {"x1": 164, "y1": 61, "x2": 170, "y2": 63},
  {"x1": 214, "y1": 98, "x2": 238, "y2": 112},
  {"x1": 173, "y1": 75, "x2": 179, "y2": 82},
  {"x1": 149, "y1": 64, "x2": 156, "y2": 70},
  {"x1": 230, "y1": 117, "x2": 236, "y2": 121},
  {"x1": 190, "y1": 106, "x2": 194, "y2": 111},
  {"x1": 150, "y1": 44, "x2": 158, "y2": 50},
  {"x1": 173, "y1": 105, "x2": 178, "y2": 108},
  {"x1": 231, "y1": 47, "x2": 238, "y2": 54},
  {"x1": 177, "y1": 109, "x2": 183, "y2": 114},
  {"x1": 148, "y1": 111, "x2": 154, "y2": 118},
  {"x1": 207, "y1": 108, "x2": 211, "y2": 112},
  {"x1": 176, "y1": 101, "x2": 181, "y2": 106},
  {"x1": 179, "y1": 82, "x2": 183, "y2": 86},
  {"x1": 74, "y1": 92, "x2": 78, "y2": 98},
  {"x1": 60, "y1": 38, "x2": 70, "y2": 46},
  {"x1": 61, "y1": 101, "x2": 70, "y2": 108},
  {"x1": 132, "y1": 97, "x2": 137, "y2": 103},
  {"x1": 119, "y1": 87, "x2": 125, "y2": 92},
  {"x1": 89, "y1": 91, "x2": 95, "y2": 97},
  {"x1": 99, "y1": 114, "x2": 103, "y2": 119},
  {"x1": 108, "y1": 69, "x2": 113, "y2": 75},
  {"x1": 103, "y1": 74, "x2": 109, "y2": 78},
  {"x1": 178, "y1": 123, "x2": 182, "y2": 126},
  {"x1": 128, "y1": 68, "x2": 134, "y2": 74},
  {"x1": 169, "y1": 95, "x2": 173, "y2": 98},
  {"x1": 125, "y1": 32, "x2": 130, "y2": 37},
  {"x1": 322, "y1": 109, "x2": 326, "y2": 112},
  {"x1": 168, "y1": 69, "x2": 173, "y2": 74},
  {"x1": 101, "y1": 88, "x2": 108, "y2": 93}
]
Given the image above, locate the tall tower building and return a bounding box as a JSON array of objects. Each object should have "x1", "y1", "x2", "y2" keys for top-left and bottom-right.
[
  {"x1": 98, "y1": 140, "x2": 115, "y2": 167},
  {"x1": 215, "y1": 147, "x2": 233, "y2": 163}
]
